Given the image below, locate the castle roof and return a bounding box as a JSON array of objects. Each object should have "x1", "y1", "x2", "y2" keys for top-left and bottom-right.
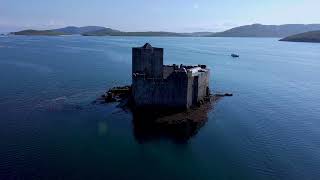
[
  {"x1": 142, "y1": 43, "x2": 153, "y2": 49},
  {"x1": 133, "y1": 43, "x2": 163, "y2": 51}
]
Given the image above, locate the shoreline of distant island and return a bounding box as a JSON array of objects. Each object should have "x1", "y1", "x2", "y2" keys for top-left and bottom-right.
[{"x1": 8, "y1": 24, "x2": 320, "y2": 42}]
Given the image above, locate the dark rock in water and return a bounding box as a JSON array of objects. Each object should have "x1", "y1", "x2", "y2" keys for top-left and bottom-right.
[
  {"x1": 231, "y1": 54, "x2": 239, "y2": 58},
  {"x1": 224, "y1": 93, "x2": 233, "y2": 96},
  {"x1": 215, "y1": 93, "x2": 233, "y2": 97},
  {"x1": 95, "y1": 85, "x2": 131, "y2": 104}
]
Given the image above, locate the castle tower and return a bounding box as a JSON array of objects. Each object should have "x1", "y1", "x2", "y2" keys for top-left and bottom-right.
[{"x1": 132, "y1": 43, "x2": 163, "y2": 79}]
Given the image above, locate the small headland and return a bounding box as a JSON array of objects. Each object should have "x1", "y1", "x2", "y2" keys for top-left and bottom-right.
[{"x1": 280, "y1": 30, "x2": 320, "y2": 43}]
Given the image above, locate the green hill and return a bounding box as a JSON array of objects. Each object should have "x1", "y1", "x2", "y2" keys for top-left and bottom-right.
[
  {"x1": 82, "y1": 28, "x2": 122, "y2": 36},
  {"x1": 208, "y1": 24, "x2": 320, "y2": 37},
  {"x1": 13, "y1": 30, "x2": 68, "y2": 36},
  {"x1": 280, "y1": 31, "x2": 320, "y2": 43},
  {"x1": 53, "y1": 26, "x2": 106, "y2": 34},
  {"x1": 12, "y1": 26, "x2": 110, "y2": 36}
]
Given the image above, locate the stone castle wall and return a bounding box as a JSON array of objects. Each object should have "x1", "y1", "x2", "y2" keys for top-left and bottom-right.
[
  {"x1": 131, "y1": 43, "x2": 210, "y2": 109},
  {"x1": 132, "y1": 72, "x2": 189, "y2": 109},
  {"x1": 132, "y1": 47, "x2": 163, "y2": 79}
]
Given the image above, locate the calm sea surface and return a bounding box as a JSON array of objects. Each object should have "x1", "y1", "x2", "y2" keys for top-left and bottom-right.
[{"x1": 1, "y1": 36, "x2": 320, "y2": 180}]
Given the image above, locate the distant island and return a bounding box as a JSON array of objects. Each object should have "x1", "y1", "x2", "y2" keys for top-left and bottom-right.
[
  {"x1": 280, "y1": 31, "x2": 320, "y2": 43},
  {"x1": 12, "y1": 30, "x2": 69, "y2": 36},
  {"x1": 12, "y1": 26, "x2": 108, "y2": 36},
  {"x1": 208, "y1": 24, "x2": 320, "y2": 37},
  {"x1": 51, "y1": 26, "x2": 107, "y2": 34},
  {"x1": 11, "y1": 24, "x2": 320, "y2": 38},
  {"x1": 82, "y1": 28, "x2": 122, "y2": 36},
  {"x1": 11, "y1": 29, "x2": 69, "y2": 36}
]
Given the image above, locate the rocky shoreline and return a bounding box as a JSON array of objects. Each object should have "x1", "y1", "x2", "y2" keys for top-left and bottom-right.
[{"x1": 95, "y1": 85, "x2": 232, "y2": 124}]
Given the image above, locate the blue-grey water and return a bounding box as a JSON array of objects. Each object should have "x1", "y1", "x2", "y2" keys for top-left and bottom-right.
[{"x1": 1, "y1": 36, "x2": 320, "y2": 180}]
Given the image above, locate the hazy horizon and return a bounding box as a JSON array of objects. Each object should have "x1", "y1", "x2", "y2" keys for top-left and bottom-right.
[{"x1": 1, "y1": 0, "x2": 320, "y2": 33}]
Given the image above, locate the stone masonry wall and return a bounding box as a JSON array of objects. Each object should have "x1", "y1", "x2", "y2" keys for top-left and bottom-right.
[{"x1": 133, "y1": 72, "x2": 189, "y2": 109}]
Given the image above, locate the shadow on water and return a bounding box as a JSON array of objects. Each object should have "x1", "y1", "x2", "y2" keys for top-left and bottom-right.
[{"x1": 131, "y1": 102, "x2": 214, "y2": 144}]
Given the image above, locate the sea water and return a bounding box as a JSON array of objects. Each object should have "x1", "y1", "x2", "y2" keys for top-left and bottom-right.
[{"x1": 1, "y1": 36, "x2": 320, "y2": 180}]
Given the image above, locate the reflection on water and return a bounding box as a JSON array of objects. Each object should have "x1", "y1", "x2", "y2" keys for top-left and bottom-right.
[
  {"x1": 132, "y1": 115, "x2": 207, "y2": 144},
  {"x1": 131, "y1": 103, "x2": 213, "y2": 144}
]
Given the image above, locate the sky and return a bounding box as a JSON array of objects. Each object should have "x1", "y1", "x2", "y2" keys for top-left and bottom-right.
[{"x1": 0, "y1": 0, "x2": 319, "y2": 33}]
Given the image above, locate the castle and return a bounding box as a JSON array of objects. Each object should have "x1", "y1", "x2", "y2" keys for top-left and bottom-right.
[{"x1": 132, "y1": 43, "x2": 210, "y2": 109}]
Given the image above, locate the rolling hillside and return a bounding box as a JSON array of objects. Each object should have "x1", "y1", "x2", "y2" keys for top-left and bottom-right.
[
  {"x1": 208, "y1": 24, "x2": 320, "y2": 37},
  {"x1": 280, "y1": 31, "x2": 320, "y2": 43}
]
